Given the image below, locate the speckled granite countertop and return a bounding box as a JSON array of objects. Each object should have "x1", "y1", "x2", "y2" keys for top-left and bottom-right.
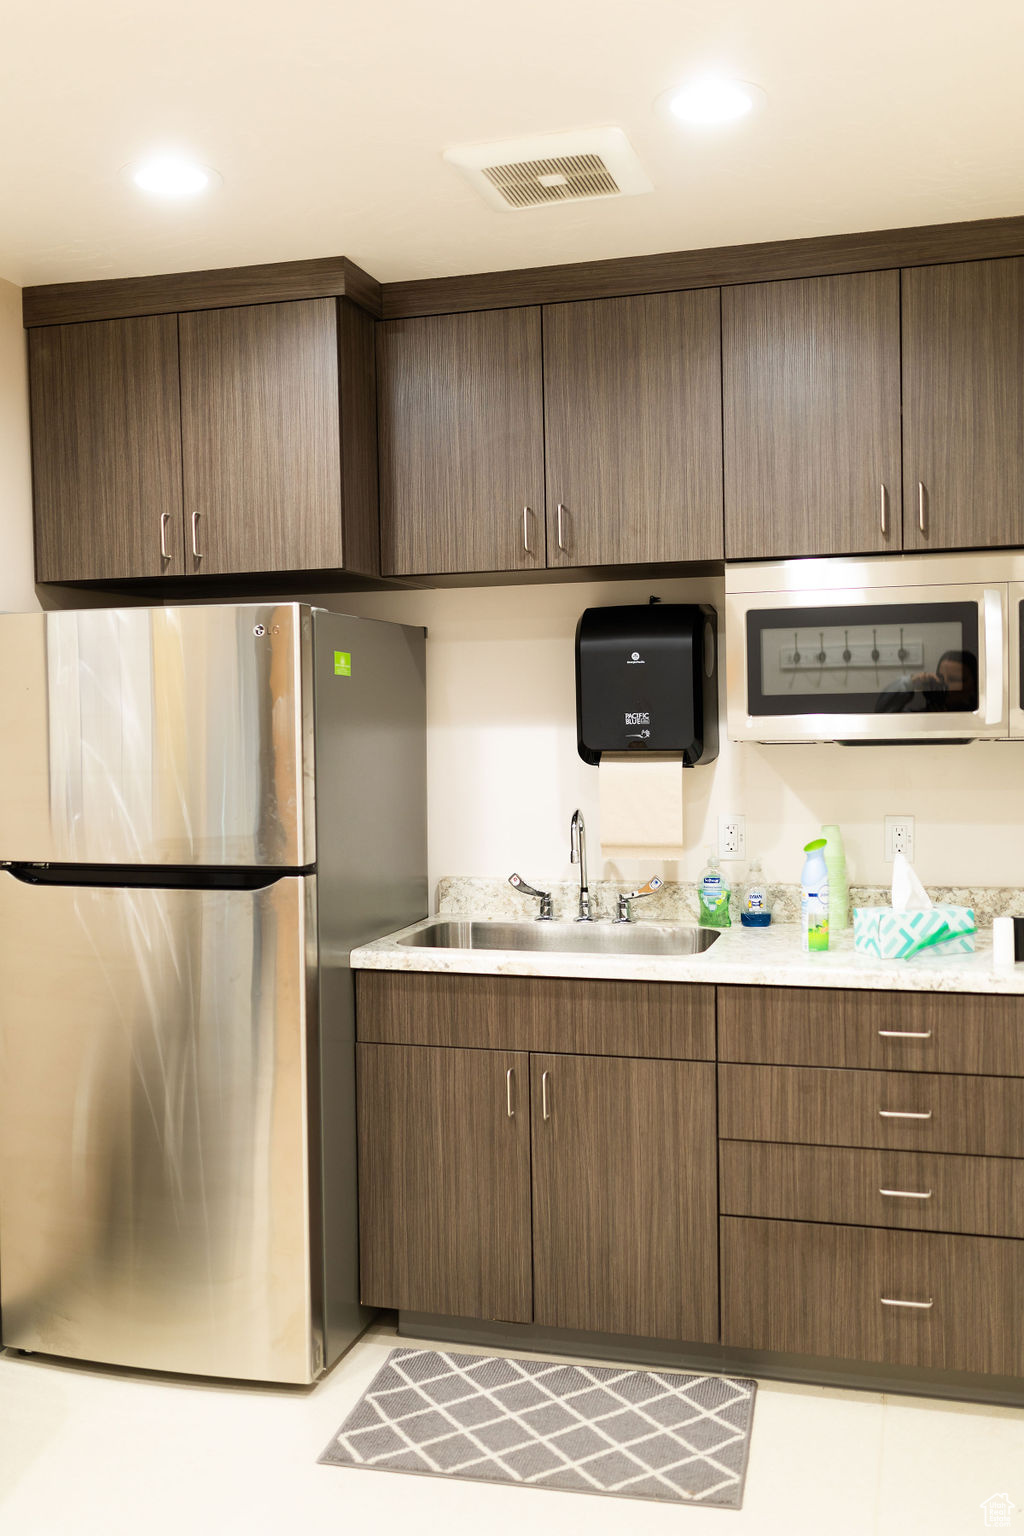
[{"x1": 351, "y1": 878, "x2": 1024, "y2": 995}]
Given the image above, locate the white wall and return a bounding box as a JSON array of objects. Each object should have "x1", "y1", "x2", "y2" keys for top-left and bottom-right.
[
  {"x1": 0, "y1": 279, "x2": 36, "y2": 612},
  {"x1": 326, "y1": 575, "x2": 1024, "y2": 902}
]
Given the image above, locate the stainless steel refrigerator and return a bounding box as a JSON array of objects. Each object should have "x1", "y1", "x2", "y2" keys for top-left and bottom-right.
[{"x1": 0, "y1": 603, "x2": 426, "y2": 1383}]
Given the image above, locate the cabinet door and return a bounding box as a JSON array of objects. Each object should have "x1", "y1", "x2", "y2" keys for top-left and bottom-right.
[
  {"x1": 357, "y1": 1043, "x2": 532, "y2": 1322},
  {"x1": 378, "y1": 308, "x2": 545, "y2": 576},
  {"x1": 179, "y1": 298, "x2": 345, "y2": 575},
  {"x1": 30, "y1": 316, "x2": 184, "y2": 581},
  {"x1": 544, "y1": 291, "x2": 723, "y2": 566},
  {"x1": 531, "y1": 1054, "x2": 717, "y2": 1342},
  {"x1": 723, "y1": 271, "x2": 901, "y2": 560},
  {"x1": 903, "y1": 257, "x2": 1024, "y2": 550}
]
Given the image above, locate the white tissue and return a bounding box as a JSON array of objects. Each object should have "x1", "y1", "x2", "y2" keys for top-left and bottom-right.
[{"x1": 891, "y1": 851, "x2": 931, "y2": 911}]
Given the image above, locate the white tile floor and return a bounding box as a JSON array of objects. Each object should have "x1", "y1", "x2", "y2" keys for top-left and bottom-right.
[{"x1": 1, "y1": 1319, "x2": 1021, "y2": 1536}]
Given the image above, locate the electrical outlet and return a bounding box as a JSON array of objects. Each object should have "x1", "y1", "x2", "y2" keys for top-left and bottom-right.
[
  {"x1": 718, "y1": 814, "x2": 746, "y2": 860},
  {"x1": 884, "y1": 815, "x2": 915, "y2": 863}
]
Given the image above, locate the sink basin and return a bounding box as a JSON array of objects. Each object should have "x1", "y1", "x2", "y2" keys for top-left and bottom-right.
[{"x1": 397, "y1": 920, "x2": 721, "y2": 956}]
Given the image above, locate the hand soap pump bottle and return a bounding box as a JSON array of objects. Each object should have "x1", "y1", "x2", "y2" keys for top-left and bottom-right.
[
  {"x1": 698, "y1": 846, "x2": 731, "y2": 928},
  {"x1": 801, "y1": 838, "x2": 830, "y2": 952},
  {"x1": 740, "y1": 858, "x2": 772, "y2": 927}
]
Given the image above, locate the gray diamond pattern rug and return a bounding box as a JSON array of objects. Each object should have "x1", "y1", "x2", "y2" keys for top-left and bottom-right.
[{"x1": 319, "y1": 1347, "x2": 756, "y2": 1508}]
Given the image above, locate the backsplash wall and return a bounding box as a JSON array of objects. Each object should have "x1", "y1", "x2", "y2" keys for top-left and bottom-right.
[{"x1": 327, "y1": 576, "x2": 1024, "y2": 903}]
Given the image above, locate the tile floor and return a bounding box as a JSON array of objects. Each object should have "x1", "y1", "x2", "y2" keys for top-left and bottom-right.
[{"x1": 0, "y1": 1318, "x2": 1021, "y2": 1535}]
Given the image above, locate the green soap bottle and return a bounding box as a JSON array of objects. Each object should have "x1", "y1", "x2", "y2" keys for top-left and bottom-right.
[{"x1": 698, "y1": 846, "x2": 732, "y2": 928}]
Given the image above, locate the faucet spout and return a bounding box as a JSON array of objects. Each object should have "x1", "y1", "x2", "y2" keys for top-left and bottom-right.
[{"x1": 570, "y1": 808, "x2": 592, "y2": 922}]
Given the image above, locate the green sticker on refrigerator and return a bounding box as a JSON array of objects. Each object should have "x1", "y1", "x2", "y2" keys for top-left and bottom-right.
[{"x1": 334, "y1": 651, "x2": 351, "y2": 676}]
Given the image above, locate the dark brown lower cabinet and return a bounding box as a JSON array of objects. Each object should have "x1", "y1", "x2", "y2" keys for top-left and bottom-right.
[
  {"x1": 357, "y1": 1043, "x2": 532, "y2": 1322},
  {"x1": 721, "y1": 1217, "x2": 1024, "y2": 1377},
  {"x1": 531, "y1": 1055, "x2": 717, "y2": 1342},
  {"x1": 355, "y1": 1012, "x2": 718, "y2": 1342}
]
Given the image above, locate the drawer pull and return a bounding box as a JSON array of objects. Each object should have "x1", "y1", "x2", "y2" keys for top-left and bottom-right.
[
  {"x1": 879, "y1": 1187, "x2": 933, "y2": 1200},
  {"x1": 877, "y1": 1029, "x2": 932, "y2": 1039},
  {"x1": 506, "y1": 1068, "x2": 515, "y2": 1118},
  {"x1": 879, "y1": 1109, "x2": 933, "y2": 1120},
  {"x1": 881, "y1": 1296, "x2": 934, "y2": 1309}
]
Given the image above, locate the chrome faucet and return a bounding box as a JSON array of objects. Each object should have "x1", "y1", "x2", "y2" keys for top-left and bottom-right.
[{"x1": 569, "y1": 808, "x2": 593, "y2": 922}]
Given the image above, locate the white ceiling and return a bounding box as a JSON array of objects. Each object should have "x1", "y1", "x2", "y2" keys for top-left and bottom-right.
[{"x1": 2, "y1": 0, "x2": 1023, "y2": 290}]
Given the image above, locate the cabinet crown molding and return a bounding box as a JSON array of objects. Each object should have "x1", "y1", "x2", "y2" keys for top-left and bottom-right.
[{"x1": 23, "y1": 254, "x2": 382, "y2": 327}]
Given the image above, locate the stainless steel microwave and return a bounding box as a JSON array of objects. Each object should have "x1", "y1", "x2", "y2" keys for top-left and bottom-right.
[{"x1": 725, "y1": 554, "x2": 1024, "y2": 744}]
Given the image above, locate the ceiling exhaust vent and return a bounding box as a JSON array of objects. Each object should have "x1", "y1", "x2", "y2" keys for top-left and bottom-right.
[{"x1": 444, "y1": 127, "x2": 652, "y2": 212}]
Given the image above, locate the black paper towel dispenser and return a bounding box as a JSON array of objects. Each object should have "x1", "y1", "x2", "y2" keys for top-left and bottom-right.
[{"x1": 575, "y1": 602, "x2": 718, "y2": 766}]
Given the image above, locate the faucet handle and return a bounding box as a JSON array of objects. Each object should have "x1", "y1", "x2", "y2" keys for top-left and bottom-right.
[
  {"x1": 614, "y1": 876, "x2": 664, "y2": 924},
  {"x1": 508, "y1": 873, "x2": 553, "y2": 920}
]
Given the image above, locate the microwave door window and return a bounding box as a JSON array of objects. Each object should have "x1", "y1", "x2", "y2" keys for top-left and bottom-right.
[{"x1": 747, "y1": 604, "x2": 980, "y2": 717}]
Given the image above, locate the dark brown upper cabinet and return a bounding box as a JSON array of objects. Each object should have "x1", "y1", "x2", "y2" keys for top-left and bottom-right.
[
  {"x1": 377, "y1": 307, "x2": 546, "y2": 577},
  {"x1": 30, "y1": 297, "x2": 379, "y2": 585},
  {"x1": 723, "y1": 271, "x2": 902, "y2": 561},
  {"x1": 30, "y1": 315, "x2": 185, "y2": 582},
  {"x1": 179, "y1": 298, "x2": 378, "y2": 577},
  {"x1": 903, "y1": 257, "x2": 1024, "y2": 552},
  {"x1": 543, "y1": 291, "x2": 724, "y2": 567}
]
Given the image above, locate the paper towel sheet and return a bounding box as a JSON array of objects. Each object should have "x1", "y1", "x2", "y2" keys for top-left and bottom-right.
[{"x1": 598, "y1": 758, "x2": 684, "y2": 858}]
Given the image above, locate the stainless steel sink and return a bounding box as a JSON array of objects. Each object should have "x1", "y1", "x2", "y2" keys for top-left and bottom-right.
[{"x1": 397, "y1": 920, "x2": 720, "y2": 956}]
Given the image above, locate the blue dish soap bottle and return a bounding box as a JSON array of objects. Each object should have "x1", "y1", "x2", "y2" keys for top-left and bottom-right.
[
  {"x1": 698, "y1": 846, "x2": 731, "y2": 928},
  {"x1": 740, "y1": 857, "x2": 772, "y2": 927}
]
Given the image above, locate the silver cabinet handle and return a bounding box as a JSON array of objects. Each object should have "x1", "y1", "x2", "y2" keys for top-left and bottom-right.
[
  {"x1": 879, "y1": 1109, "x2": 933, "y2": 1120},
  {"x1": 878, "y1": 1029, "x2": 932, "y2": 1039},
  {"x1": 918, "y1": 481, "x2": 927, "y2": 535},
  {"x1": 880, "y1": 484, "x2": 888, "y2": 537},
  {"x1": 191, "y1": 510, "x2": 202, "y2": 559},
  {"x1": 541, "y1": 1070, "x2": 551, "y2": 1121},
  {"x1": 159, "y1": 511, "x2": 171, "y2": 560},
  {"x1": 879, "y1": 1187, "x2": 933, "y2": 1199},
  {"x1": 506, "y1": 1068, "x2": 515, "y2": 1118},
  {"x1": 881, "y1": 1296, "x2": 934, "y2": 1309},
  {"x1": 522, "y1": 506, "x2": 531, "y2": 554},
  {"x1": 556, "y1": 503, "x2": 568, "y2": 553}
]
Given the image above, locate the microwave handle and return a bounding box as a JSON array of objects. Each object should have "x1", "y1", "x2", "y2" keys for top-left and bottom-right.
[{"x1": 983, "y1": 588, "x2": 1005, "y2": 726}]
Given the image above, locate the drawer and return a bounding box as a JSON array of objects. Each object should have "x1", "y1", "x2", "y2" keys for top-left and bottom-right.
[
  {"x1": 356, "y1": 971, "x2": 714, "y2": 1059},
  {"x1": 720, "y1": 1140, "x2": 1024, "y2": 1238},
  {"x1": 719, "y1": 1063, "x2": 1024, "y2": 1157},
  {"x1": 721, "y1": 1216, "x2": 1024, "y2": 1376},
  {"x1": 718, "y1": 986, "x2": 1024, "y2": 1076}
]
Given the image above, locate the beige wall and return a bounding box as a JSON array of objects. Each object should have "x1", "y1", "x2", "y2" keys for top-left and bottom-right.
[
  {"x1": 0, "y1": 279, "x2": 36, "y2": 613},
  {"x1": 326, "y1": 577, "x2": 1024, "y2": 903}
]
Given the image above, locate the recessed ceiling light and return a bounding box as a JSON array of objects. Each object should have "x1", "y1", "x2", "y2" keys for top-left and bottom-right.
[
  {"x1": 131, "y1": 156, "x2": 212, "y2": 197},
  {"x1": 664, "y1": 78, "x2": 765, "y2": 127}
]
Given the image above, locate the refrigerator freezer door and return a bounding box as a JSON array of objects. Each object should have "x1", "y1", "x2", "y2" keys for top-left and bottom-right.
[
  {"x1": 0, "y1": 870, "x2": 322, "y2": 1383},
  {"x1": 0, "y1": 604, "x2": 314, "y2": 866}
]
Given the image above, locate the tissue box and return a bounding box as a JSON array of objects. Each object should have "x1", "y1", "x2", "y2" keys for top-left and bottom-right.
[{"x1": 853, "y1": 906, "x2": 976, "y2": 959}]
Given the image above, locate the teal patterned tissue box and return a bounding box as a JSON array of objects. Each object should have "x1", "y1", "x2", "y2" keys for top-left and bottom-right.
[{"x1": 853, "y1": 906, "x2": 976, "y2": 959}]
